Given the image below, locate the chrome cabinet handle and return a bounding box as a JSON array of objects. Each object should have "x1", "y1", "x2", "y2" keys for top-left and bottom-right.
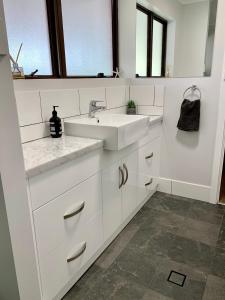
[
  {"x1": 64, "y1": 201, "x2": 85, "y2": 220},
  {"x1": 145, "y1": 178, "x2": 153, "y2": 186},
  {"x1": 67, "y1": 242, "x2": 86, "y2": 263},
  {"x1": 145, "y1": 153, "x2": 154, "y2": 160},
  {"x1": 119, "y1": 166, "x2": 124, "y2": 189},
  {"x1": 123, "y1": 163, "x2": 128, "y2": 185}
]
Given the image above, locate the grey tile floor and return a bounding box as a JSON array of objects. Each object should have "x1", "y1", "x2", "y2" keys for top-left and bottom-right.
[{"x1": 63, "y1": 192, "x2": 225, "y2": 300}]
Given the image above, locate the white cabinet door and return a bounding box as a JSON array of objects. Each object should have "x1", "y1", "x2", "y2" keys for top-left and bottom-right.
[
  {"x1": 102, "y1": 161, "x2": 122, "y2": 241},
  {"x1": 121, "y1": 150, "x2": 138, "y2": 221}
]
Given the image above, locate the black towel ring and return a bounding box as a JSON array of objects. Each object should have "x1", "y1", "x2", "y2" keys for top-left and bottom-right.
[{"x1": 183, "y1": 85, "x2": 201, "y2": 100}]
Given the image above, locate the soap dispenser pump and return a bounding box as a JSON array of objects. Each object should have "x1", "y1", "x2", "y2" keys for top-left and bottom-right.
[{"x1": 49, "y1": 106, "x2": 62, "y2": 138}]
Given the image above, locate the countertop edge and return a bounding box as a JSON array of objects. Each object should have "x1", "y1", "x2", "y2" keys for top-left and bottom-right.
[{"x1": 25, "y1": 140, "x2": 103, "y2": 178}]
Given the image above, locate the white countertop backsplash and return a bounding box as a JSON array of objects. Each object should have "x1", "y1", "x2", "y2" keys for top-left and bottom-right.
[{"x1": 23, "y1": 135, "x2": 103, "y2": 177}]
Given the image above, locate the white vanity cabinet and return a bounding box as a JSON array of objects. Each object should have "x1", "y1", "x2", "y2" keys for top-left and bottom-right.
[{"x1": 27, "y1": 122, "x2": 162, "y2": 300}]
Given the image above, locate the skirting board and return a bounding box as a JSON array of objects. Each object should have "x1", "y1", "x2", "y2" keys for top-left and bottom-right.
[{"x1": 157, "y1": 177, "x2": 211, "y2": 203}]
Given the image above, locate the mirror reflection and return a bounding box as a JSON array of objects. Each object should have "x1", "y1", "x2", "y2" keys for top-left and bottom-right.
[{"x1": 136, "y1": 0, "x2": 218, "y2": 78}]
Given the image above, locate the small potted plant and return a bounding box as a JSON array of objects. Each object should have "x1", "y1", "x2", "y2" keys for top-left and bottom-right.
[{"x1": 127, "y1": 100, "x2": 137, "y2": 115}]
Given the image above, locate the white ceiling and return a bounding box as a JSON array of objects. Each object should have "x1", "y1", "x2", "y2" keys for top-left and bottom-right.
[{"x1": 178, "y1": 0, "x2": 208, "y2": 4}]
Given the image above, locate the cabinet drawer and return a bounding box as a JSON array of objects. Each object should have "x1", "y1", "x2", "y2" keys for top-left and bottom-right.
[
  {"x1": 138, "y1": 138, "x2": 160, "y2": 175},
  {"x1": 38, "y1": 213, "x2": 103, "y2": 300},
  {"x1": 137, "y1": 173, "x2": 158, "y2": 206},
  {"x1": 29, "y1": 149, "x2": 102, "y2": 210},
  {"x1": 34, "y1": 173, "x2": 102, "y2": 257}
]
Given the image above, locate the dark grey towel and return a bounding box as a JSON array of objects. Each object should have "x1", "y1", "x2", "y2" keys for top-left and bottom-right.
[{"x1": 177, "y1": 99, "x2": 200, "y2": 132}]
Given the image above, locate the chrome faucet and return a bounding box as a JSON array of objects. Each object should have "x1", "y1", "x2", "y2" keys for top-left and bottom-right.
[{"x1": 89, "y1": 100, "x2": 106, "y2": 118}]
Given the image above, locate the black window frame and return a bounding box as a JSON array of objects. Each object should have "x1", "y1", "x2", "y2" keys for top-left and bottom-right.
[
  {"x1": 136, "y1": 4, "x2": 167, "y2": 78},
  {"x1": 24, "y1": 0, "x2": 119, "y2": 79}
]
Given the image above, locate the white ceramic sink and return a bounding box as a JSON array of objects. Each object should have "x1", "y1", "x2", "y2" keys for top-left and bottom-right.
[{"x1": 64, "y1": 114, "x2": 149, "y2": 150}]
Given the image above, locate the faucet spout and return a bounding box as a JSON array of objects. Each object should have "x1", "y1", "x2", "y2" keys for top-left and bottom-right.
[{"x1": 89, "y1": 100, "x2": 106, "y2": 118}]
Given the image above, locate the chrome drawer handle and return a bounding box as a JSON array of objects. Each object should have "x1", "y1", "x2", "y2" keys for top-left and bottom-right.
[
  {"x1": 123, "y1": 163, "x2": 129, "y2": 185},
  {"x1": 64, "y1": 201, "x2": 85, "y2": 220},
  {"x1": 145, "y1": 178, "x2": 153, "y2": 186},
  {"x1": 67, "y1": 242, "x2": 86, "y2": 263},
  {"x1": 119, "y1": 166, "x2": 124, "y2": 189},
  {"x1": 145, "y1": 153, "x2": 154, "y2": 160}
]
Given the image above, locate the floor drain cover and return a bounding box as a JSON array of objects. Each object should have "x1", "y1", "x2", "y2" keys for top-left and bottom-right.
[{"x1": 167, "y1": 270, "x2": 186, "y2": 287}]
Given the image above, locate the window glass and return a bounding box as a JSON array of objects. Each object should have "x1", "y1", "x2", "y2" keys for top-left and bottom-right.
[
  {"x1": 136, "y1": 10, "x2": 148, "y2": 76},
  {"x1": 61, "y1": 0, "x2": 113, "y2": 76},
  {"x1": 152, "y1": 19, "x2": 163, "y2": 76},
  {"x1": 3, "y1": 0, "x2": 52, "y2": 75}
]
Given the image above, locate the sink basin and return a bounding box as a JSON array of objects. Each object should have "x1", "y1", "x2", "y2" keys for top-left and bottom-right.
[{"x1": 64, "y1": 114, "x2": 149, "y2": 150}]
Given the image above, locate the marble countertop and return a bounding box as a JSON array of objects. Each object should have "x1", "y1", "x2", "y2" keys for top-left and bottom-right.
[{"x1": 23, "y1": 135, "x2": 103, "y2": 177}]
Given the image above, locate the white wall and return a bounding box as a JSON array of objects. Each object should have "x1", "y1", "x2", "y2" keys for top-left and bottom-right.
[
  {"x1": 174, "y1": 1, "x2": 209, "y2": 77},
  {"x1": 118, "y1": 0, "x2": 137, "y2": 78}
]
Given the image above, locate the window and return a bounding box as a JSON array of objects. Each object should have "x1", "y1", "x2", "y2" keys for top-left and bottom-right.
[
  {"x1": 61, "y1": 0, "x2": 113, "y2": 76},
  {"x1": 136, "y1": 5, "x2": 167, "y2": 77},
  {"x1": 3, "y1": 0, "x2": 118, "y2": 78},
  {"x1": 3, "y1": 0, "x2": 52, "y2": 76}
]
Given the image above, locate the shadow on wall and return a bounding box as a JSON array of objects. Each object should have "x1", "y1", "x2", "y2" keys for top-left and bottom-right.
[{"x1": 176, "y1": 130, "x2": 200, "y2": 149}]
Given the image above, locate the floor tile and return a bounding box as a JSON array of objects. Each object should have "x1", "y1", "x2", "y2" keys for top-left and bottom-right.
[
  {"x1": 210, "y1": 248, "x2": 225, "y2": 279},
  {"x1": 176, "y1": 217, "x2": 220, "y2": 246},
  {"x1": 85, "y1": 270, "x2": 147, "y2": 300},
  {"x1": 217, "y1": 216, "x2": 225, "y2": 249},
  {"x1": 141, "y1": 208, "x2": 185, "y2": 235},
  {"x1": 188, "y1": 200, "x2": 224, "y2": 225},
  {"x1": 146, "y1": 192, "x2": 193, "y2": 217},
  {"x1": 111, "y1": 246, "x2": 157, "y2": 289},
  {"x1": 130, "y1": 206, "x2": 152, "y2": 227},
  {"x1": 202, "y1": 275, "x2": 225, "y2": 300},
  {"x1": 128, "y1": 228, "x2": 214, "y2": 274},
  {"x1": 150, "y1": 258, "x2": 207, "y2": 300},
  {"x1": 96, "y1": 222, "x2": 139, "y2": 269},
  {"x1": 142, "y1": 289, "x2": 173, "y2": 300}
]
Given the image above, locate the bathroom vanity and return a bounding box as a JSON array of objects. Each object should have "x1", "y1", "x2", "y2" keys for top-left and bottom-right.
[{"x1": 23, "y1": 115, "x2": 162, "y2": 300}]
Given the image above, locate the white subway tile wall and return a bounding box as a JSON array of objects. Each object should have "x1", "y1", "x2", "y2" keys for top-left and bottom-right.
[
  {"x1": 20, "y1": 123, "x2": 49, "y2": 143},
  {"x1": 15, "y1": 85, "x2": 164, "y2": 143},
  {"x1": 154, "y1": 85, "x2": 165, "y2": 107},
  {"x1": 130, "y1": 85, "x2": 154, "y2": 105},
  {"x1": 106, "y1": 86, "x2": 126, "y2": 109},
  {"x1": 137, "y1": 105, "x2": 164, "y2": 116},
  {"x1": 40, "y1": 89, "x2": 80, "y2": 121},
  {"x1": 15, "y1": 91, "x2": 42, "y2": 126}
]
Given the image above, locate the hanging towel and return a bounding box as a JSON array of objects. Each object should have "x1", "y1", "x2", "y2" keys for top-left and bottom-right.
[{"x1": 177, "y1": 99, "x2": 200, "y2": 132}]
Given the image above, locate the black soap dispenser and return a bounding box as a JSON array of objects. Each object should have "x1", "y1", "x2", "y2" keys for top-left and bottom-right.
[{"x1": 49, "y1": 106, "x2": 62, "y2": 138}]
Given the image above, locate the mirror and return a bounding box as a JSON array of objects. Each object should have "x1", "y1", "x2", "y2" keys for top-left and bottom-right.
[{"x1": 136, "y1": 0, "x2": 218, "y2": 78}]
